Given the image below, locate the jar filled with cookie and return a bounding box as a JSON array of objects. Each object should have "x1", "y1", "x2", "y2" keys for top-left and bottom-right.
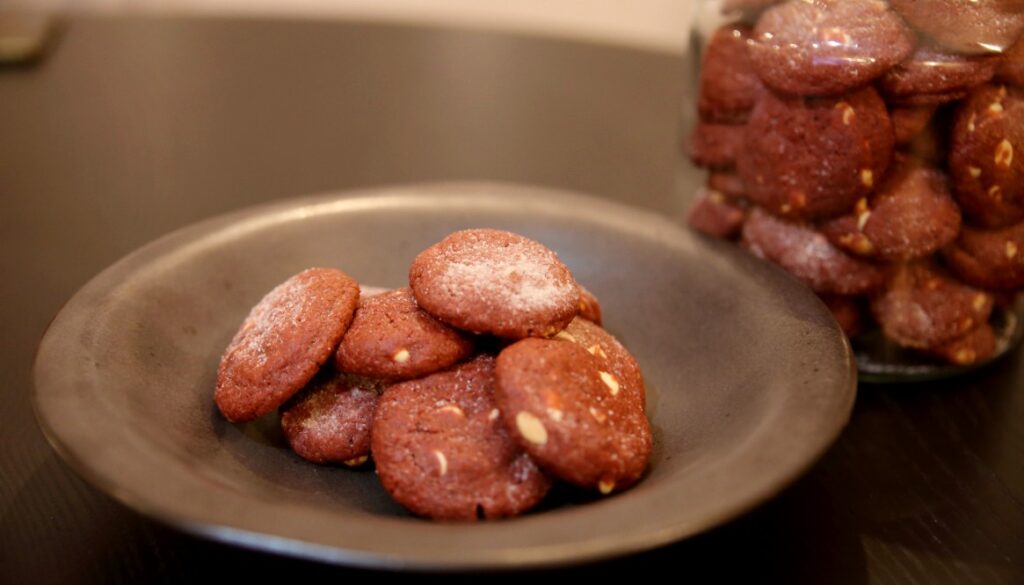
[{"x1": 685, "y1": 0, "x2": 1024, "y2": 380}]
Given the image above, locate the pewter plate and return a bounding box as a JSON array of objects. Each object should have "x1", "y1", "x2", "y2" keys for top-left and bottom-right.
[{"x1": 32, "y1": 183, "x2": 856, "y2": 570}]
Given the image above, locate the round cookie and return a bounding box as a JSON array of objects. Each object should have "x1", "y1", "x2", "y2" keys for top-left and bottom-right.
[
  {"x1": 943, "y1": 220, "x2": 1024, "y2": 290},
  {"x1": 997, "y1": 37, "x2": 1024, "y2": 87},
  {"x1": 737, "y1": 86, "x2": 894, "y2": 220},
  {"x1": 891, "y1": 105, "x2": 938, "y2": 145},
  {"x1": 819, "y1": 294, "x2": 864, "y2": 337},
  {"x1": 687, "y1": 188, "x2": 748, "y2": 240},
  {"x1": 820, "y1": 157, "x2": 961, "y2": 262},
  {"x1": 335, "y1": 288, "x2": 475, "y2": 381},
  {"x1": 409, "y1": 229, "x2": 580, "y2": 339},
  {"x1": 697, "y1": 23, "x2": 764, "y2": 123},
  {"x1": 748, "y1": 0, "x2": 914, "y2": 96},
  {"x1": 870, "y1": 262, "x2": 994, "y2": 349},
  {"x1": 879, "y1": 43, "x2": 998, "y2": 101},
  {"x1": 215, "y1": 268, "x2": 360, "y2": 422},
  {"x1": 949, "y1": 84, "x2": 1024, "y2": 228},
  {"x1": 577, "y1": 286, "x2": 603, "y2": 326},
  {"x1": 925, "y1": 323, "x2": 997, "y2": 365},
  {"x1": 280, "y1": 372, "x2": 383, "y2": 465},
  {"x1": 495, "y1": 338, "x2": 651, "y2": 494},
  {"x1": 371, "y1": 355, "x2": 551, "y2": 521},
  {"x1": 889, "y1": 90, "x2": 968, "y2": 107},
  {"x1": 554, "y1": 317, "x2": 645, "y2": 409},
  {"x1": 707, "y1": 170, "x2": 747, "y2": 198},
  {"x1": 687, "y1": 122, "x2": 746, "y2": 169},
  {"x1": 889, "y1": 0, "x2": 1024, "y2": 55},
  {"x1": 742, "y1": 208, "x2": 885, "y2": 295}
]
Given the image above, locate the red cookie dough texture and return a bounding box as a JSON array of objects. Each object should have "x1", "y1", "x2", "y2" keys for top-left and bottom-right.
[
  {"x1": 577, "y1": 285, "x2": 603, "y2": 326},
  {"x1": 687, "y1": 189, "x2": 748, "y2": 240},
  {"x1": 879, "y1": 43, "x2": 998, "y2": 102},
  {"x1": 926, "y1": 323, "x2": 998, "y2": 366},
  {"x1": 215, "y1": 268, "x2": 360, "y2": 422},
  {"x1": 748, "y1": 0, "x2": 914, "y2": 96},
  {"x1": 687, "y1": 122, "x2": 746, "y2": 169},
  {"x1": 943, "y1": 220, "x2": 1024, "y2": 290},
  {"x1": 697, "y1": 23, "x2": 764, "y2": 123},
  {"x1": 495, "y1": 338, "x2": 651, "y2": 494},
  {"x1": 870, "y1": 262, "x2": 994, "y2": 349},
  {"x1": 821, "y1": 157, "x2": 961, "y2": 262},
  {"x1": 372, "y1": 355, "x2": 551, "y2": 521},
  {"x1": 889, "y1": 0, "x2": 1024, "y2": 55},
  {"x1": 409, "y1": 229, "x2": 580, "y2": 339},
  {"x1": 949, "y1": 84, "x2": 1024, "y2": 228},
  {"x1": 280, "y1": 372, "x2": 383, "y2": 465},
  {"x1": 335, "y1": 287, "x2": 475, "y2": 381},
  {"x1": 741, "y1": 208, "x2": 884, "y2": 295},
  {"x1": 737, "y1": 86, "x2": 894, "y2": 220}
]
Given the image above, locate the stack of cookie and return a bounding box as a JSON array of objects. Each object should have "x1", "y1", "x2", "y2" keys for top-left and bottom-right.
[
  {"x1": 213, "y1": 229, "x2": 652, "y2": 521},
  {"x1": 687, "y1": 0, "x2": 1024, "y2": 365}
]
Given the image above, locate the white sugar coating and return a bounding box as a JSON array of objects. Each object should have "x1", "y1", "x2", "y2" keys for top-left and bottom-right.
[
  {"x1": 234, "y1": 277, "x2": 313, "y2": 367},
  {"x1": 299, "y1": 386, "x2": 377, "y2": 437},
  {"x1": 437, "y1": 241, "x2": 574, "y2": 314}
]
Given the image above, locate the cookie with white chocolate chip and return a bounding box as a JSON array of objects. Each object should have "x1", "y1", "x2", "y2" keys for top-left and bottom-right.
[
  {"x1": 943, "y1": 219, "x2": 1024, "y2": 290},
  {"x1": 949, "y1": 84, "x2": 1024, "y2": 228},
  {"x1": 372, "y1": 354, "x2": 551, "y2": 521},
  {"x1": 494, "y1": 337, "x2": 651, "y2": 494},
  {"x1": 280, "y1": 371, "x2": 384, "y2": 466},
  {"x1": 409, "y1": 229, "x2": 580, "y2": 339},
  {"x1": 335, "y1": 287, "x2": 475, "y2": 381}
]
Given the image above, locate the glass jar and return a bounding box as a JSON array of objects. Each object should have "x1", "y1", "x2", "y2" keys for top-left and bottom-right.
[{"x1": 684, "y1": 0, "x2": 1024, "y2": 380}]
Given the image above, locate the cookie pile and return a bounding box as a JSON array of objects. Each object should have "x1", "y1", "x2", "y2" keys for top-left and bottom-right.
[
  {"x1": 213, "y1": 229, "x2": 652, "y2": 521},
  {"x1": 687, "y1": 0, "x2": 1024, "y2": 365}
]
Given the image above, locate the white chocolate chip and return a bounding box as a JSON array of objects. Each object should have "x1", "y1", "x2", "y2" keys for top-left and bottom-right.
[
  {"x1": 599, "y1": 371, "x2": 620, "y2": 396},
  {"x1": 392, "y1": 348, "x2": 410, "y2": 363},
  {"x1": 990, "y1": 102, "x2": 1004, "y2": 114},
  {"x1": 343, "y1": 455, "x2": 368, "y2": 467},
  {"x1": 589, "y1": 406, "x2": 607, "y2": 423},
  {"x1": 546, "y1": 407, "x2": 564, "y2": 422},
  {"x1": 488, "y1": 408, "x2": 500, "y2": 422},
  {"x1": 968, "y1": 112, "x2": 976, "y2": 132},
  {"x1": 708, "y1": 190, "x2": 725, "y2": 203},
  {"x1": 437, "y1": 404, "x2": 465, "y2": 417},
  {"x1": 587, "y1": 344, "x2": 608, "y2": 359},
  {"x1": 1007, "y1": 241, "x2": 1018, "y2": 259},
  {"x1": 995, "y1": 139, "x2": 1014, "y2": 168},
  {"x1": 989, "y1": 185, "x2": 1003, "y2": 200},
  {"x1": 554, "y1": 330, "x2": 576, "y2": 342},
  {"x1": 598, "y1": 478, "x2": 615, "y2": 495},
  {"x1": 515, "y1": 412, "x2": 548, "y2": 445},
  {"x1": 835, "y1": 101, "x2": 855, "y2": 125},
  {"x1": 780, "y1": 203, "x2": 792, "y2": 214},
  {"x1": 973, "y1": 294, "x2": 988, "y2": 312},
  {"x1": 857, "y1": 211, "x2": 871, "y2": 231},
  {"x1": 954, "y1": 349, "x2": 976, "y2": 365},
  {"x1": 860, "y1": 169, "x2": 873, "y2": 188},
  {"x1": 969, "y1": 166, "x2": 982, "y2": 178},
  {"x1": 433, "y1": 450, "x2": 448, "y2": 477}
]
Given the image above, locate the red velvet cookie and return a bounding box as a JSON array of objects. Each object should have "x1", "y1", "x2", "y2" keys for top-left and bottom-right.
[
  {"x1": 742, "y1": 208, "x2": 884, "y2": 295},
  {"x1": 707, "y1": 170, "x2": 747, "y2": 198},
  {"x1": 879, "y1": 43, "x2": 998, "y2": 102},
  {"x1": 737, "y1": 86, "x2": 894, "y2": 220},
  {"x1": 215, "y1": 268, "x2": 360, "y2": 422},
  {"x1": 891, "y1": 105, "x2": 937, "y2": 145},
  {"x1": 687, "y1": 189, "x2": 748, "y2": 240},
  {"x1": 748, "y1": 0, "x2": 914, "y2": 96},
  {"x1": 949, "y1": 84, "x2": 1024, "y2": 228},
  {"x1": 925, "y1": 323, "x2": 997, "y2": 365},
  {"x1": 372, "y1": 355, "x2": 551, "y2": 521},
  {"x1": 280, "y1": 372, "x2": 383, "y2": 466},
  {"x1": 554, "y1": 317, "x2": 645, "y2": 409},
  {"x1": 697, "y1": 23, "x2": 764, "y2": 123},
  {"x1": 821, "y1": 157, "x2": 961, "y2": 261},
  {"x1": 889, "y1": 0, "x2": 1024, "y2": 55},
  {"x1": 943, "y1": 220, "x2": 1024, "y2": 290},
  {"x1": 495, "y1": 338, "x2": 651, "y2": 494},
  {"x1": 687, "y1": 122, "x2": 746, "y2": 169},
  {"x1": 335, "y1": 288, "x2": 475, "y2": 381},
  {"x1": 870, "y1": 262, "x2": 994, "y2": 349},
  {"x1": 577, "y1": 285, "x2": 603, "y2": 326},
  {"x1": 997, "y1": 37, "x2": 1024, "y2": 87}
]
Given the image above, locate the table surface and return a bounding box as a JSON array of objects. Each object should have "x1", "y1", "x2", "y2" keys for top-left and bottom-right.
[{"x1": 2, "y1": 16, "x2": 1022, "y2": 584}]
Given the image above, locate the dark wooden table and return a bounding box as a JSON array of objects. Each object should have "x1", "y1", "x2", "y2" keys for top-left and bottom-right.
[{"x1": 2, "y1": 16, "x2": 1022, "y2": 584}]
